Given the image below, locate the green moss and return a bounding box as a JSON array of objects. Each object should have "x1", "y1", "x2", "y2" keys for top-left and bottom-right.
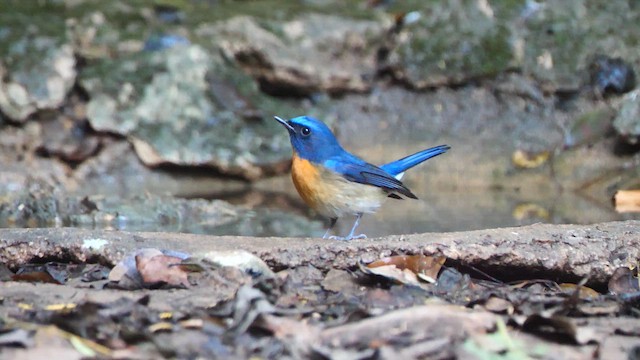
[
  {"x1": 80, "y1": 52, "x2": 159, "y2": 102},
  {"x1": 397, "y1": 2, "x2": 514, "y2": 84},
  {"x1": 519, "y1": 0, "x2": 640, "y2": 87},
  {"x1": 479, "y1": 25, "x2": 514, "y2": 72},
  {"x1": 0, "y1": 1, "x2": 66, "y2": 56},
  {"x1": 176, "y1": 0, "x2": 378, "y2": 29}
]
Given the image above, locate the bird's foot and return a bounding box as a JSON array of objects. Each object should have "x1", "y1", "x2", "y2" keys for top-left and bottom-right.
[{"x1": 328, "y1": 234, "x2": 367, "y2": 241}]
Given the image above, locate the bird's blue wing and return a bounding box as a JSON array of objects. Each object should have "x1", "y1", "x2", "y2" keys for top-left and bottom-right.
[{"x1": 324, "y1": 155, "x2": 417, "y2": 199}]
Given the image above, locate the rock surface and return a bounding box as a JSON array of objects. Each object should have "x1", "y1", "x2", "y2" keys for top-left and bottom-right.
[
  {"x1": 1, "y1": 221, "x2": 637, "y2": 285},
  {"x1": 208, "y1": 14, "x2": 384, "y2": 95},
  {"x1": 613, "y1": 89, "x2": 640, "y2": 144},
  {"x1": 0, "y1": 39, "x2": 76, "y2": 122}
]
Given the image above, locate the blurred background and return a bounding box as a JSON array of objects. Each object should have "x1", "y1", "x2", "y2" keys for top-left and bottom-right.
[{"x1": 0, "y1": 0, "x2": 638, "y2": 238}]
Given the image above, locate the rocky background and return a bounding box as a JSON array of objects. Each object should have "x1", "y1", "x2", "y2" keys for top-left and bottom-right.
[
  {"x1": 2, "y1": 1, "x2": 640, "y2": 359},
  {"x1": 0, "y1": 0, "x2": 638, "y2": 237}
]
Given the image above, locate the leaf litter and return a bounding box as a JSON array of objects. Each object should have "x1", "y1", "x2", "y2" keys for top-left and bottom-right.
[{"x1": 1, "y1": 248, "x2": 640, "y2": 359}]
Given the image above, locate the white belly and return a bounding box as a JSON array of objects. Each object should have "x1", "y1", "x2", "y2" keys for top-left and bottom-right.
[{"x1": 313, "y1": 173, "x2": 387, "y2": 218}]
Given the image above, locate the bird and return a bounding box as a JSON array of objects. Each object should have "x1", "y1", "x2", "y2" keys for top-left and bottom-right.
[{"x1": 274, "y1": 115, "x2": 450, "y2": 240}]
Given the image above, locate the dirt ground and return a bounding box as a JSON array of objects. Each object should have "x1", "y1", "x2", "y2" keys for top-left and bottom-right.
[{"x1": 1, "y1": 221, "x2": 639, "y2": 359}]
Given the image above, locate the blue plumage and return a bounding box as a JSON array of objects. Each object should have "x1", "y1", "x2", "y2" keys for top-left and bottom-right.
[
  {"x1": 324, "y1": 155, "x2": 416, "y2": 199},
  {"x1": 274, "y1": 115, "x2": 450, "y2": 240},
  {"x1": 381, "y1": 145, "x2": 451, "y2": 177}
]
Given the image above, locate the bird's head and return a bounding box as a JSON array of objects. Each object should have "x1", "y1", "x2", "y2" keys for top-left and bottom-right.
[{"x1": 274, "y1": 116, "x2": 343, "y2": 162}]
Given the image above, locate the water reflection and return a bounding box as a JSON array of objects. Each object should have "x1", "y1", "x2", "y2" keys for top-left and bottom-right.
[
  {"x1": 248, "y1": 187, "x2": 638, "y2": 238},
  {"x1": 0, "y1": 184, "x2": 635, "y2": 238}
]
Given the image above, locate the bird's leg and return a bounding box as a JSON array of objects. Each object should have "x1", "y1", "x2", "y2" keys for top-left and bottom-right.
[
  {"x1": 323, "y1": 217, "x2": 338, "y2": 239},
  {"x1": 346, "y1": 213, "x2": 367, "y2": 240},
  {"x1": 329, "y1": 213, "x2": 367, "y2": 241}
]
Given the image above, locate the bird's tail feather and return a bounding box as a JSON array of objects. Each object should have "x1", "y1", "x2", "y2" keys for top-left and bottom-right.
[{"x1": 381, "y1": 145, "x2": 450, "y2": 177}]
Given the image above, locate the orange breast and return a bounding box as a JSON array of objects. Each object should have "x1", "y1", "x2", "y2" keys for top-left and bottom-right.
[
  {"x1": 291, "y1": 153, "x2": 387, "y2": 218},
  {"x1": 291, "y1": 154, "x2": 323, "y2": 210}
]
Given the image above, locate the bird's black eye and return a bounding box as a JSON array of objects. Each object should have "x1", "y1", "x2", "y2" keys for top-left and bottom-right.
[{"x1": 301, "y1": 127, "x2": 311, "y2": 137}]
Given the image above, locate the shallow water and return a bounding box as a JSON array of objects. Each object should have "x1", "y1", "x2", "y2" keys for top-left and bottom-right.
[
  {"x1": 2, "y1": 135, "x2": 636, "y2": 238},
  {"x1": 229, "y1": 184, "x2": 638, "y2": 238},
  {"x1": 33, "y1": 192, "x2": 640, "y2": 238},
  {"x1": 0, "y1": 172, "x2": 636, "y2": 238}
]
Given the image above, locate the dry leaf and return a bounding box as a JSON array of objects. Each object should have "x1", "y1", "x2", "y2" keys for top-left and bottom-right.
[
  {"x1": 512, "y1": 149, "x2": 550, "y2": 169},
  {"x1": 108, "y1": 248, "x2": 191, "y2": 289},
  {"x1": 558, "y1": 283, "x2": 600, "y2": 299},
  {"x1": 361, "y1": 263, "x2": 420, "y2": 285},
  {"x1": 45, "y1": 303, "x2": 77, "y2": 312},
  {"x1": 365, "y1": 254, "x2": 446, "y2": 284},
  {"x1": 148, "y1": 322, "x2": 173, "y2": 333},
  {"x1": 180, "y1": 319, "x2": 204, "y2": 329},
  {"x1": 512, "y1": 203, "x2": 549, "y2": 221},
  {"x1": 614, "y1": 190, "x2": 640, "y2": 213},
  {"x1": 135, "y1": 254, "x2": 190, "y2": 288},
  {"x1": 12, "y1": 271, "x2": 61, "y2": 284},
  {"x1": 12, "y1": 263, "x2": 70, "y2": 284}
]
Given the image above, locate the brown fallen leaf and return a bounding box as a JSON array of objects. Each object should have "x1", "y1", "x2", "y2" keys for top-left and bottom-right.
[
  {"x1": 12, "y1": 270, "x2": 62, "y2": 284},
  {"x1": 577, "y1": 302, "x2": 620, "y2": 316},
  {"x1": 558, "y1": 283, "x2": 600, "y2": 299},
  {"x1": 365, "y1": 254, "x2": 446, "y2": 284},
  {"x1": 320, "y1": 304, "x2": 496, "y2": 349},
  {"x1": 614, "y1": 190, "x2": 640, "y2": 213},
  {"x1": 135, "y1": 254, "x2": 190, "y2": 288},
  {"x1": 108, "y1": 248, "x2": 191, "y2": 289},
  {"x1": 11, "y1": 263, "x2": 72, "y2": 284},
  {"x1": 109, "y1": 248, "x2": 163, "y2": 283},
  {"x1": 360, "y1": 262, "x2": 419, "y2": 285}
]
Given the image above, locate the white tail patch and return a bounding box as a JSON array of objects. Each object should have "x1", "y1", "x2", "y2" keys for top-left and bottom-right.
[{"x1": 394, "y1": 172, "x2": 405, "y2": 180}]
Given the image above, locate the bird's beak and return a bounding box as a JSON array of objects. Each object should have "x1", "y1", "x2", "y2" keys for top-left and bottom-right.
[{"x1": 274, "y1": 116, "x2": 295, "y2": 133}]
